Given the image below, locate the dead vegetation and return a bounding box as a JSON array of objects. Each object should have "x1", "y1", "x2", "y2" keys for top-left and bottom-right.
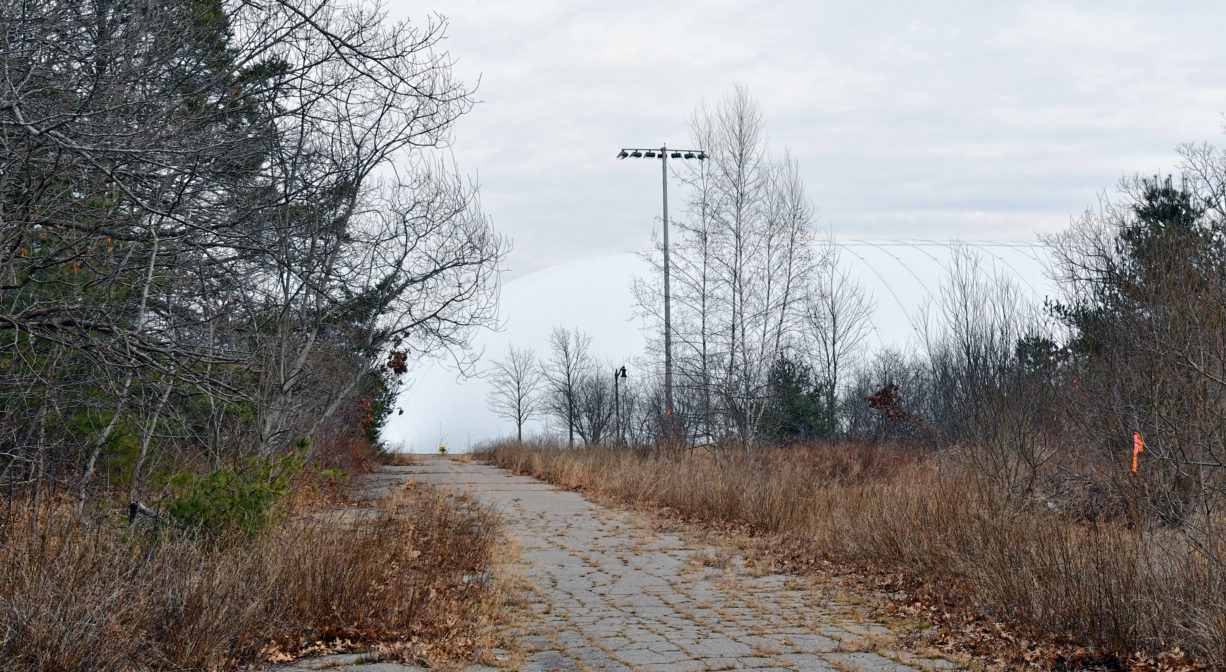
[
  {"x1": 374, "y1": 450, "x2": 423, "y2": 466},
  {"x1": 482, "y1": 441, "x2": 1226, "y2": 668},
  {"x1": 0, "y1": 483, "x2": 509, "y2": 672}
]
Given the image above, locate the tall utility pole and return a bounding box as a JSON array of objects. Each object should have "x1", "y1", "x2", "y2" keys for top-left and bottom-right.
[{"x1": 617, "y1": 146, "x2": 706, "y2": 428}]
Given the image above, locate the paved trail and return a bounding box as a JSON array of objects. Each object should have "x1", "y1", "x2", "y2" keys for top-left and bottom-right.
[{"x1": 279, "y1": 458, "x2": 962, "y2": 672}]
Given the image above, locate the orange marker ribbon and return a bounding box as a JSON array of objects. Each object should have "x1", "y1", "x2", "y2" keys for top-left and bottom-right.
[{"x1": 1132, "y1": 431, "x2": 1144, "y2": 473}]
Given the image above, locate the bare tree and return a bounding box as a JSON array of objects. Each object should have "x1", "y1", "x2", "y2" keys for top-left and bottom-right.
[
  {"x1": 543, "y1": 327, "x2": 593, "y2": 448},
  {"x1": 727, "y1": 152, "x2": 820, "y2": 446},
  {"x1": 920, "y1": 247, "x2": 1052, "y2": 501},
  {"x1": 574, "y1": 366, "x2": 617, "y2": 446},
  {"x1": 843, "y1": 348, "x2": 929, "y2": 443},
  {"x1": 487, "y1": 346, "x2": 543, "y2": 443},
  {"x1": 806, "y1": 238, "x2": 875, "y2": 433},
  {"x1": 637, "y1": 85, "x2": 818, "y2": 453}
]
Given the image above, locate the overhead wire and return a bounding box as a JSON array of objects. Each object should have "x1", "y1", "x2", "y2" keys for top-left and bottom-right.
[
  {"x1": 886, "y1": 238, "x2": 950, "y2": 274},
  {"x1": 845, "y1": 238, "x2": 934, "y2": 298}
]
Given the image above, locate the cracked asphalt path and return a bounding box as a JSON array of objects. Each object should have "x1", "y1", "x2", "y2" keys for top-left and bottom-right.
[{"x1": 279, "y1": 457, "x2": 963, "y2": 672}]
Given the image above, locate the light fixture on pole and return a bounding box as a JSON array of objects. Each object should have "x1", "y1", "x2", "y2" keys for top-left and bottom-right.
[
  {"x1": 617, "y1": 145, "x2": 707, "y2": 432},
  {"x1": 614, "y1": 366, "x2": 627, "y2": 445}
]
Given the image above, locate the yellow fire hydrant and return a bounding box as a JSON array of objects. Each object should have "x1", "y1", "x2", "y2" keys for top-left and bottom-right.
[{"x1": 439, "y1": 444, "x2": 446, "y2": 455}]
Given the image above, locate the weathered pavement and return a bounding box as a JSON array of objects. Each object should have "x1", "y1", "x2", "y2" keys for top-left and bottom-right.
[{"x1": 279, "y1": 457, "x2": 963, "y2": 672}]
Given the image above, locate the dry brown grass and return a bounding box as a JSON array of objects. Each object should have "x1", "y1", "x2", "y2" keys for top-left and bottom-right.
[
  {"x1": 482, "y1": 441, "x2": 1226, "y2": 666},
  {"x1": 373, "y1": 450, "x2": 422, "y2": 466},
  {"x1": 0, "y1": 483, "x2": 508, "y2": 671}
]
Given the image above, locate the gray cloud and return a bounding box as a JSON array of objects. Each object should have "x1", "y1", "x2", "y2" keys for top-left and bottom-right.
[{"x1": 386, "y1": 1, "x2": 1226, "y2": 277}]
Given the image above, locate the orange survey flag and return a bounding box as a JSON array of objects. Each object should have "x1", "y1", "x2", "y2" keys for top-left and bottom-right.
[{"x1": 1132, "y1": 432, "x2": 1144, "y2": 473}]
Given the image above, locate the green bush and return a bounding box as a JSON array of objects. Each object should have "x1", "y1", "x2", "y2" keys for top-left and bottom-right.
[{"x1": 165, "y1": 452, "x2": 304, "y2": 538}]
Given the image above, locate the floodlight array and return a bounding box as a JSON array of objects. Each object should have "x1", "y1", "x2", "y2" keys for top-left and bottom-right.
[{"x1": 617, "y1": 147, "x2": 707, "y2": 161}]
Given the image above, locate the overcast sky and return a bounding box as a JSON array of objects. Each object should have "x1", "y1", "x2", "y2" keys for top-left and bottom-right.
[{"x1": 383, "y1": 0, "x2": 1226, "y2": 280}]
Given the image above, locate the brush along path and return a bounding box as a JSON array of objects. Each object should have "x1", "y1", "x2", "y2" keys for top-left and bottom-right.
[{"x1": 278, "y1": 457, "x2": 963, "y2": 672}]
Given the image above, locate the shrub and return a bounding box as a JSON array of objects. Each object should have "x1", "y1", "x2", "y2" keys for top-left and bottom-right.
[{"x1": 165, "y1": 452, "x2": 304, "y2": 537}]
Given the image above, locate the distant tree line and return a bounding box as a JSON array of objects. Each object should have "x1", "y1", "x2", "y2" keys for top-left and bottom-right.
[{"x1": 0, "y1": 0, "x2": 505, "y2": 517}]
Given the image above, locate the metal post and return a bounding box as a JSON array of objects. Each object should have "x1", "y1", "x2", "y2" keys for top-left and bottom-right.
[
  {"x1": 614, "y1": 367, "x2": 621, "y2": 446},
  {"x1": 661, "y1": 145, "x2": 672, "y2": 423}
]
